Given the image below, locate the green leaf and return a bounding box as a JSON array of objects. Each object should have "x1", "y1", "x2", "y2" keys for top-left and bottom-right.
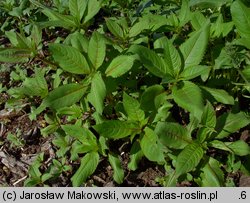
[
  {"x1": 140, "y1": 85, "x2": 165, "y2": 112},
  {"x1": 93, "y1": 120, "x2": 139, "y2": 139},
  {"x1": 201, "y1": 101, "x2": 216, "y2": 128},
  {"x1": 180, "y1": 65, "x2": 210, "y2": 80},
  {"x1": 123, "y1": 92, "x2": 145, "y2": 122},
  {"x1": 88, "y1": 32, "x2": 106, "y2": 70},
  {"x1": 62, "y1": 125, "x2": 97, "y2": 152},
  {"x1": 154, "y1": 37, "x2": 182, "y2": 76},
  {"x1": 71, "y1": 152, "x2": 99, "y2": 186},
  {"x1": 198, "y1": 157, "x2": 224, "y2": 187},
  {"x1": 180, "y1": 21, "x2": 210, "y2": 67},
  {"x1": 22, "y1": 68, "x2": 48, "y2": 98},
  {"x1": 105, "y1": 55, "x2": 135, "y2": 78},
  {"x1": 231, "y1": 0, "x2": 250, "y2": 38},
  {"x1": 201, "y1": 86, "x2": 234, "y2": 105},
  {"x1": 215, "y1": 112, "x2": 250, "y2": 139},
  {"x1": 209, "y1": 140, "x2": 250, "y2": 156},
  {"x1": 155, "y1": 122, "x2": 192, "y2": 149},
  {"x1": 88, "y1": 72, "x2": 106, "y2": 114},
  {"x1": 42, "y1": 9, "x2": 76, "y2": 29},
  {"x1": 129, "y1": 45, "x2": 172, "y2": 78},
  {"x1": 141, "y1": 127, "x2": 165, "y2": 163},
  {"x1": 49, "y1": 44, "x2": 90, "y2": 74},
  {"x1": 226, "y1": 140, "x2": 250, "y2": 156},
  {"x1": 42, "y1": 83, "x2": 88, "y2": 110},
  {"x1": 0, "y1": 48, "x2": 31, "y2": 63},
  {"x1": 65, "y1": 32, "x2": 89, "y2": 53},
  {"x1": 128, "y1": 141, "x2": 144, "y2": 171},
  {"x1": 69, "y1": 0, "x2": 87, "y2": 22},
  {"x1": 83, "y1": 0, "x2": 101, "y2": 24},
  {"x1": 108, "y1": 153, "x2": 124, "y2": 184},
  {"x1": 175, "y1": 142, "x2": 204, "y2": 177},
  {"x1": 172, "y1": 81, "x2": 204, "y2": 121},
  {"x1": 106, "y1": 18, "x2": 125, "y2": 39}
]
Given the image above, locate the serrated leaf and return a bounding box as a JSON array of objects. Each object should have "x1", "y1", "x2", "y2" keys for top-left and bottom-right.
[
  {"x1": 42, "y1": 83, "x2": 88, "y2": 110},
  {"x1": 175, "y1": 142, "x2": 204, "y2": 177},
  {"x1": 106, "y1": 18, "x2": 125, "y2": 39},
  {"x1": 88, "y1": 72, "x2": 106, "y2": 114},
  {"x1": 93, "y1": 120, "x2": 139, "y2": 139},
  {"x1": 215, "y1": 112, "x2": 250, "y2": 139},
  {"x1": 180, "y1": 21, "x2": 210, "y2": 67},
  {"x1": 128, "y1": 141, "x2": 144, "y2": 171},
  {"x1": 83, "y1": 0, "x2": 101, "y2": 24},
  {"x1": 129, "y1": 45, "x2": 173, "y2": 78},
  {"x1": 201, "y1": 86, "x2": 234, "y2": 105},
  {"x1": 49, "y1": 44, "x2": 90, "y2": 74},
  {"x1": 231, "y1": 0, "x2": 250, "y2": 38},
  {"x1": 123, "y1": 92, "x2": 145, "y2": 122},
  {"x1": 172, "y1": 81, "x2": 204, "y2": 121},
  {"x1": 71, "y1": 152, "x2": 99, "y2": 186},
  {"x1": 141, "y1": 127, "x2": 165, "y2": 163},
  {"x1": 69, "y1": 0, "x2": 87, "y2": 22},
  {"x1": 199, "y1": 157, "x2": 224, "y2": 187},
  {"x1": 180, "y1": 65, "x2": 210, "y2": 80},
  {"x1": 154, "y1": 37, "x2": 182, "y2": 76},
  {"x1": 88, "y1": 32, "x2": 106, "y2": 70},
  {"x1": 105, "y1": 55, "x2": 135, "y2": 77},
  {"x1": 108, "y1": 153, "x2": 124, "y2": 184},
  {"x1": 155, "y1": 122, "x2": 192, "y2": 149}
]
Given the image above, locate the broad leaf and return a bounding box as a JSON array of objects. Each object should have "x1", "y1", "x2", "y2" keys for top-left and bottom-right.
[
  {"x1": 71, "y1": 152, "x2": 99, "y2": 186},
  {"x1": 215, "y1": 112, "x2": 250, "y2": 139},
  {"x1": 88, "y1": 32, "x2": 106, "y2": 70},
  {"x1": 105, "y1": 55, "x2": 135, "y2": 77},
  {"x1": 231, "y1": 0, "x2": 250, "y2": 38},
  {"x1": 42, "y1": 83, "x2": 88, "y2": 110},
  {"x1": 65, "y1": 32, "x2": 89, "y2": 53},
  {"x1": 49, "y1": 44, "x2": 90, "y2": 74},
  {"x1": 129, "y1": 45, "x2": 172, "y2": 78},
  {"x1": 226, "y1": 140, "x2": 250, "y2": 156},
  {"x1": 93, "y1": 120, "x2": 139, "y2": 139},
  {"x1": 198, "y1": 157, "x2": 224, "y2": 187},
  {"x1": 69, "y1": 0, "x2": 87, "y2": 22},
  {"x1": 88, "y1": 72, "x2": 106, "y2": 114},
  {"x1": 201, "y1": 86, "x2": 234, "y2": 105},
  {"x1": 180, "y1": 65, "x2": 210, "y2": 80},
  {"x1": 175, "y1": 142, "x2": 204, "y2": 177},
  {"x1": 201, "y1": 101, "x2": 216, "y2": 128},
  {"x1": 172, "y1": 81, "x2": 204, "y2": 121},
  {"x1": 155, "y1": 122, "x2": 192, "y2": 149},
  {"x1": 123, "y1": 92, "x2": 145, "y2": 122},
  {"x1": 83, "y1": 0, "x2": 101, "y2": 24},
  {"x1": 154, "y1": 37, "x2": 182, "y2": 76},
  {"x1": 180, "y1": 21, "x2": 210, "y2": 67},
  {"x1": 108, "y1": 153, "x2": 124, "y2": 184},
  {"x1": 141, "y1": 127, "x2": 165, "y2": 163},
  {"x1": 106, "y1": 18, "x2": 124, "y2": 39}
]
